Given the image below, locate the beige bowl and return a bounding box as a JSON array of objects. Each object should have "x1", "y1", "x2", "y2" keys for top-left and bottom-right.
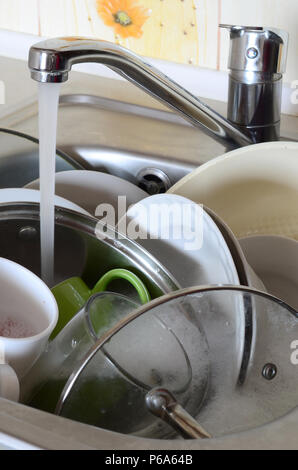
[
  {"x1": 168, "y1": 142, "x2": 298, "y2": 241},
  {"x1": 239, "y1": 235, "x2": 298, "y2": 310}
]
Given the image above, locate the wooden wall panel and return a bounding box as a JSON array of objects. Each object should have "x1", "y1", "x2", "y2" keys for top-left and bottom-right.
[
  {"x1": 0, "y1": 0, "x2": 296, "y2": 83},
  {"x1": 0, "y1": 0, "x2": 39, "y2": 35}
]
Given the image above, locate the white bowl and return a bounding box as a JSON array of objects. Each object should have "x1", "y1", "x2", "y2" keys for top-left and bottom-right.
[
  {"x1": 0, "y1": 188, "x2": 89, "y2": 216},
  {"x1": 239, "y1": 235, "x2": 298, "y2": 310},
  {"x1": 168, "y1": 142, "x2": 298, "y2": 241},
  {"x1": 26, "y1": 170, "x2": 147, "y2": 218}
]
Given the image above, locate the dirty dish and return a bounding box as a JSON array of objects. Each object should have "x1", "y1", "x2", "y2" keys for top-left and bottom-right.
[
  {"x1": 0, "y1": 188, "x2": 89, "y2": 216},
  {"x1": 117, "y1": 193, "x2": 240, "y2": 288},
  {"x1": 79, "y1": 286, "x2": 298, "y2": 438},
  {"x1": 205, "y1": 205, "x2": 266, "y2": 291},
  {"x1": 168, "y1": 142, "x2": 298, "y2": 241},
  {"x1": 21, "y1": 291, "x2": 197, "y2": 438},
  {"x1": 21, "y1": 293, "x2": 140, "y2": 414},
  {"x1": 26, "y1": 170, "x2": 148, "y2": 218},
  {"x1": 0, "y1": 257, "x2": 58, "y2": 383},
  {"x1": 0, "y1": 363, "x2": 20, "y2": 402},
  {"x1": 0, "y1": 203, "x2": 179, "y2": 296},
  {"x1": 239, "y1": 235, "x2": 298, "y2": 310},
  {"x1": 51, "y1": 268, "x2": 150, "y2": 339}
]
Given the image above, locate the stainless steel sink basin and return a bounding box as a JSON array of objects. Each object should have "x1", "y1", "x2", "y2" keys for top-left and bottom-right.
[
  {"x1": 0, "y1": 94, "x2": 229, "y2": 193},
  {"x1": 1, "y1": 93, "x2": 296, "y2": 194},
  {"x1": 60, "y1": 143, "x2": 196, "y2": 193},
  {"x1": 55, "y1": 94, "x2": 225, "y2": 192}
]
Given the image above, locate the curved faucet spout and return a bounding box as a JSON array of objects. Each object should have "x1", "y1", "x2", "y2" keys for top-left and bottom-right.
[{"x1": 28, "y1": 37, "x2": 253, "y2": 150}]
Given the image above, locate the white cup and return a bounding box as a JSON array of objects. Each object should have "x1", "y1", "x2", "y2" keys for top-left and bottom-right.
[{"x1": 0, "y1": 258, "x2": 58, "y2": 400}]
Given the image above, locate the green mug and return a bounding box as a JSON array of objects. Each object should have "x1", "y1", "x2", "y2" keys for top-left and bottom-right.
[{"x1": 51, "y1": 268, "x2": 150, "y2": 339}]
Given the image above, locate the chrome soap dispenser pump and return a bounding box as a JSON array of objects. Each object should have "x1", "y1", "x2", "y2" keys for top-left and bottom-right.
[{"x1": 221, "y1": 25, "x2": 289, "y2": 143}]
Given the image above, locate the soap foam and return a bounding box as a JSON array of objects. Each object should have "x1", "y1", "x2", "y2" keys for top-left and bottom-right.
[{"x1": 0, "y1": 314, "x2": 37, "y2": 338}]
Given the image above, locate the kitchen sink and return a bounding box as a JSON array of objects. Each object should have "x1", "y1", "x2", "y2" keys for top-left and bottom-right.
[{"x1": 0, "y1": 91, "x2": 298, "y2": 450}]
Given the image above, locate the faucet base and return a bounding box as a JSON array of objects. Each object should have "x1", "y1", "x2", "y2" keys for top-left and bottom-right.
[
  {"x1": 228, "y1": 73, "x2": 282, "y2": 143},
  {"x1": 232, "y1": 122, "x2": 280, "y2": 143}
]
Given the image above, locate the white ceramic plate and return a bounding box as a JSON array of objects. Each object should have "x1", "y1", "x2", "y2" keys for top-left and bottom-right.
[
  {"x1": 117, "y1": 194, "x2": 247, "y2": 388},
  {"x1": 117, "y1": 194, "x2": 240, "y2": 288},
  {"x1": 168, "y1": 142, "x2": 298, "y2": 241},
  {"x1": 0, "y1": 188, "x2": 89, "y2": 216},
  {"x1": 26, "y1": 170, "x2": 147, "y2": 219},
  {"x1": 239, "y1": 235, "x2": 298, "y2": 310}
]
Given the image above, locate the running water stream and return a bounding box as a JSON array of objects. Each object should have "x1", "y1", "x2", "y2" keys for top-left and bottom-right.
[{"x1": 38, "y1": 82, "x2": 61, "y2": 286}]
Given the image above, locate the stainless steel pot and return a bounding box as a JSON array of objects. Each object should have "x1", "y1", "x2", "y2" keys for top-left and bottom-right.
[{"x1": 0, "y1": 202, "x2": 179, "y2": 296}]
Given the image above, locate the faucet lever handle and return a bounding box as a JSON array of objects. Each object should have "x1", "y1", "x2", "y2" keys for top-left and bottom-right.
[
  {"x1": 219, "y1": 24, "x2": 263, "y2": 32},
  {"x1": 220, "y1": 24, "x2": 289, "y2": 74}
]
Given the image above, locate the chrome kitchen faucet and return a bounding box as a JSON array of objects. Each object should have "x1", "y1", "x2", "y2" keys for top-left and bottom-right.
[{"x1": 28, "y1": 25, "x2": 288, "y2": 150}]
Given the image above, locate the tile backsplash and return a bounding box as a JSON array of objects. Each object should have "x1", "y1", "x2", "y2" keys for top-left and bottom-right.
[{"x1": 0, "y1": 0, "x2": 296, "y2": 83}]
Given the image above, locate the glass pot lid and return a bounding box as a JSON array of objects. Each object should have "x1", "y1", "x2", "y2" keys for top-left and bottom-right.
[{"x1": 52, "y1": 285, "x2": 298, "y2": 438}]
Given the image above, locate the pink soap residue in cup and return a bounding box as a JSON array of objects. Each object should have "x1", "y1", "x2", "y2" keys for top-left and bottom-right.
[{"x1": 0, "y1": 315, "x2": 36, "y2": 338}]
